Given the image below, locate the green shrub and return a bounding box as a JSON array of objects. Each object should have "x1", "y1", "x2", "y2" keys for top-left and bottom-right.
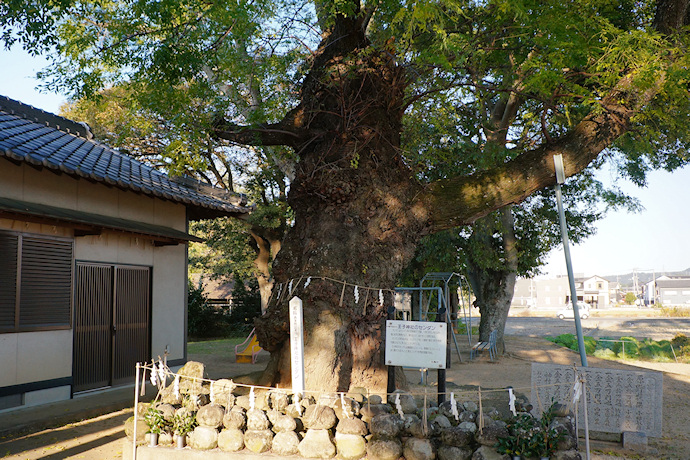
[
  {"x1": 187, "y1": 279, "x2": 232, "y2": 338},
  {"x1": 638, "y1": 339, "x2": 674, "y2": 361},
  {"x1": 548, "y1": 334, "x2": 595, "y2": 355},
  {"x1": 547, "y1": 333, "x2": 685, "y2": 362},
  {"x1": 613, "y1": 337, "x2": 640, "y2": 359},
  {"x1": 456, "y1": 323, "x2": 480, "y2": 335},
  {"x1": 671, "y1": 333, "x2": 690, "y2": 349},
  {"x1": 624, "y1": 292, "x2": 637, "y2": 305},
  {"x1": 550, "y1": 334, "x2": 578, "y2": 351},
  {"x1": 680, "y1": 345, "x2": 690, "y2": 360},
  {"x1": 593, "y1": 348, "x2": 617, "y2": 359},
  {"x1": 228, "y1": 276, "x2": 261, "y2": 334}
]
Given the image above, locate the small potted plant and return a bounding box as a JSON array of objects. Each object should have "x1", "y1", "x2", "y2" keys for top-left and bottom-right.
[
  {"x1": 496, "y1": 413, "x2": 535, "y2": 460},
  {"x1": 143, "y1": 405, "x2": 167, "y2": 447},
  {"x1": 529, "y1": 403, "x2": 565, "y2": 460},
  {"x1": 529, "y1": 426, "x2": 562, "y2": 460},
  {"x1": 172, "y1": 409, "x2": 197, "y2": 448}
]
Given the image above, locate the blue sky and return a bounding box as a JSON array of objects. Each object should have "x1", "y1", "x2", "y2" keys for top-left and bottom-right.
[{"x1": 2, "y1": 45, "x2": 689, "y2": 278}]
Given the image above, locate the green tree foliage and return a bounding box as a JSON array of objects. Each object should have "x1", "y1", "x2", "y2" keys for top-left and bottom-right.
[
  {"x1": 625, "y1": 291, "x2": 638, "y2": 305},
  {"x1": 229, "y1": 276, "x2": 262, "y2": 330}
]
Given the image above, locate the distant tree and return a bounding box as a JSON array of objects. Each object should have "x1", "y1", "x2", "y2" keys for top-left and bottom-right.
[
  {"x1": 187, "y1": 279, "x2": 229, "y2": 338},
  {"x1": 229, "y1": 276, "x2": 262, "y2": 333},
  {"x1": 625, "y1": 292, "x2": 638, "y2": 305}
]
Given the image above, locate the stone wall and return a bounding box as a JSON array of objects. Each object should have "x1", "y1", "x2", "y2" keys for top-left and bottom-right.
[{"x1": 126, "y1": 362, "x2": 583, "y2": 460}]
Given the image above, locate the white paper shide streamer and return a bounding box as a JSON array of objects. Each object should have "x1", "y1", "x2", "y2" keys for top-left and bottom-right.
[
  {"x1": 508, "y1": 388, "x2": 517, "y2": 416},
  {"x1": 572, "y1": 379, "x2": 583, "y2": 405},
  {"x1": 450, "y1": 392, "x2": 460, "y2": 421},
  {"x1": 304, "y1": 277, "x2": 311, "y2": 288},
  {"x1": 149, "y1": 362, "x2": 158, "y2": 386},
  {"x1": 379, "y1": 289, "x2": 384, "y2": 306},
  {"x1": 210, "y1": 380, "x2": 216, "y2": 404},
  {"x1": 295, "y1": 392, "x2": 302, "y2": 416},
  {"x1": 340, "y1": 393, "x2": 351, "y2": 418},
  {"x1": 354, "y1": 286, "x2": 359, "y2": 303},
  {"x1": 157, "y1": 359, "x2": 166, "y2": 384},
  {"x1": 395, "y1": 393, "x2": 404, "y2": 419},
  {"x1": 288, "y1": 280, "x2": 294, "y2": 295},
  {"x1": 173, "y1": 374, "x2": 180, "y2": 398}
]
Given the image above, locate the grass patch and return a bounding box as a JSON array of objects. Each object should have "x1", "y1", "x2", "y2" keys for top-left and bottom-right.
[
  {"x1": 546, "y1": 333, "x2": 690, "y2": 363},
  {"x1": 659, "y1": 306, "x2": 690, "y2": 317},
  {"x1": 188, "y1": 337, "x2": 246, "y2": 354},
  {"x1": 455, "y1": 323, "x2": 480, "y2": 336}
]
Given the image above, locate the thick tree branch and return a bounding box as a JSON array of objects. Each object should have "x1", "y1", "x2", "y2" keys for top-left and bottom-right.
[
  {"x1": 212, "y1": 106, "x2": 307, "y2": 147},
  {"x1": 425, "y1": 74, "x2": 661, "y2": 231}
]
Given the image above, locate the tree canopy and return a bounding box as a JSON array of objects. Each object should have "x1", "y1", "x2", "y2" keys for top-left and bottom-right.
[{"x1": 5, "y1": 1, "x2": 689, "y2": 201}]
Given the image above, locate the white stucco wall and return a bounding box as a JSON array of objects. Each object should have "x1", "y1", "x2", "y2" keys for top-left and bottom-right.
[{"x1": 0, "y1": 160, "x2": 188, "y2": 395}]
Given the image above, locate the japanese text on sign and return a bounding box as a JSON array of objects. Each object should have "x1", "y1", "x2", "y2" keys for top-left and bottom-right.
[{"x1": 385, "y1": 320, "x2": 446, "y2": 369}]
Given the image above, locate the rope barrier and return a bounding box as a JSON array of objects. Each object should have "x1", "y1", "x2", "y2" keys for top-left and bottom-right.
[{"x1": 137, "y1": 361, "x2": 585, "y2": 404}]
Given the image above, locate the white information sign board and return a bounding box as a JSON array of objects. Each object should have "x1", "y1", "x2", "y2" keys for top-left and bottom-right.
[
  {"x1": 289, "y1": 296, "x2": 305, "y2": 396},
  {"x1": 385, "y1": 320, "x2": 447, "y2": 369}
]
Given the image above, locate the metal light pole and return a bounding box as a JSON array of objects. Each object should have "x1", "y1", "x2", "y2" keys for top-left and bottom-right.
[{"x1": 553, "y1": 154, "x2": 588, "y2": 367}]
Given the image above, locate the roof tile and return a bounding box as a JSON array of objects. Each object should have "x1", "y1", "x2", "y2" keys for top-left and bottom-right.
[{"x1": 0, "y1": 96, "x2": 251, "y2": 219}]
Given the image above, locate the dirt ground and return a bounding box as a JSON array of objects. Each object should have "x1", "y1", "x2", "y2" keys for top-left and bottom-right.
[{"x1": 1, "y1": 335, "x2": 689, "y2": 459}]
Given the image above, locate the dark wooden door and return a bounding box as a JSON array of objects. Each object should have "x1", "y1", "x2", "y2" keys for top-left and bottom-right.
[
  {"x1": 73, "y1": 263, "x2": 113, "y2": 393},
  {"x1": 112, "y1": 266, "x2": 151, "y2": 386},
  {"x1": 73, "y1": 263, "x2": 151, "y2": 393}
]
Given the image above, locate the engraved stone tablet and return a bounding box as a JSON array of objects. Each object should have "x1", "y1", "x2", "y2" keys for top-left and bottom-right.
[{"x1": 531, "y1": 363, "x2": 662, "y2": 437}]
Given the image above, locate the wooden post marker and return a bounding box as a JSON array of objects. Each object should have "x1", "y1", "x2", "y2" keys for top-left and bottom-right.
[{"x1": 289, "y1": 296, "x2": 305, "y2": 397}]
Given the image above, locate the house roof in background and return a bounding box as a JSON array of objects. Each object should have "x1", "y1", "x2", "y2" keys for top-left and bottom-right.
[
  {"x1": 189, "y1": 274, "x2": 234, "y2": 300},
  {"x1": 656, "y1": 278, "x2": 690, "y2": 289},
  {"x1": 0, "y1": 95, "x2": 252, "y2": 220}
]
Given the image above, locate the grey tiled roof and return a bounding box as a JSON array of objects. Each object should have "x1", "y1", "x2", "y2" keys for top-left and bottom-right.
[
  {"x1": 0, "y1": 95, "x2": 251, "y2": 220},
  {"x1": 656, "y1": 278, "x2": 690, "y2": 289}
]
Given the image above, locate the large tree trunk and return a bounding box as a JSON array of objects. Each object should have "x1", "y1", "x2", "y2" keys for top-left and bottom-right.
[
  {"x1": 254, "y1": 16, "x2": 429, "y2": 394},
  {"x1": 217, "y1": 2, "x2": 680, "y2": 395},
  {"x1": 466, "y1": 207, "x2": 518, "y2": 353}
]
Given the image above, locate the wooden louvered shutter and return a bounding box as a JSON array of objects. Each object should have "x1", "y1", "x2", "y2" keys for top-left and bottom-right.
[
  {"x1": 0, "y1": 233, "x2": 18, "y2": 331},
  {"x1": 18, "y1": 236, "x2": 73, "y2": 329}
]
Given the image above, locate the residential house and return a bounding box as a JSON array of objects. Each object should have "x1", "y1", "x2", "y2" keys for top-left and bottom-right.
[
  {"x1": 642, "y1": 275, "x2": 669, "y2": 305},
  {"x1": 573, "y1": 275, "x2": 610, "y2": 309},
  {"x1": 0, "y1": 96, "x2": 250, "y2": 411},
  {"x1": 512, "y1": 275, "x2": 611, "y2": 310},
  {"x1": 656, "y1": 277, "x2": 690, "y2": 306},
  {"x1": 512, "y1": 277, "x2": 569, "y2": 309},
  {"x1": 189, "y1": 273, "x2": 234, "y2": 308}
]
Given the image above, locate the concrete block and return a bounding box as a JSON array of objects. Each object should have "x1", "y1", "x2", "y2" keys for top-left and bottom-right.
[{"x1": 622, "y1": 431, "x2": 648, "y2": 452}]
